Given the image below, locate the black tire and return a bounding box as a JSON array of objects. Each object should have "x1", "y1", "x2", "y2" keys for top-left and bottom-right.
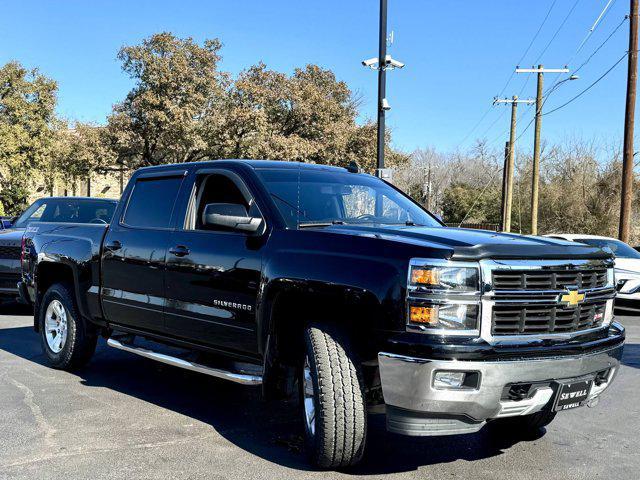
[
  {"x1": 491, "y1": 410, "x2": 557, "y2": 433},
  {"x1": 39, "y1": 283, "x2": 97, "y2": 370},
  {"x1": 301, "y1": 324, "x2": 367, "y2": 469}
]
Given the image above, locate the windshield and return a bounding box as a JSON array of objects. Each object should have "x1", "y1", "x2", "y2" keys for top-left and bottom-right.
[
  {"x1": 575, "y1": 238, "x2": 640, "y2": 259},
  {"x1": 13, "y1": 198, "x2": 117, "y2": 228},
  {"x1": 256, "y1": 168, "x2": 441, "y2": 229}
]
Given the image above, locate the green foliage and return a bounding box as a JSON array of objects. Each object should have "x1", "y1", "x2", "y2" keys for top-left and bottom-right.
[
  {"x1": 441, "y1": 182, "x2": 502, "y2": 225},
  {"x1": 106, "y1": 33, "x2": 402, "y2": 173},
  {"x1": 0, "y1": 61, "x2": 58, "y2": 214},
  {"x1": 108, "y1": 32, "x2": 226, "y2": 166}
]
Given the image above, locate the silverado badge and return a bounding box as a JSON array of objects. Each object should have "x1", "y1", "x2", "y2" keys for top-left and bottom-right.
[{"x1": 560, "y1": 289, "x2": 585, "y2": 307}]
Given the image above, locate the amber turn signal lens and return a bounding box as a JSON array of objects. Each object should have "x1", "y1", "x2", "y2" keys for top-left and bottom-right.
[
  {"x1": 411, "y1": 268, "x2": 439, "y2": 285},
  {"x1": 410, "y1": 306, "x2": 438, "y2": 325}
]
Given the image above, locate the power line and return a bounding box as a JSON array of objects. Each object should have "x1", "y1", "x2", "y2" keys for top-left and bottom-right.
[
  {"x1": 478, "y1": 107, "x2": 508, "y2": 139},
  {"x1": 512, "y1": 50, "x2": 627, "y2": 140},
  {"x1": 457, "y1": 164, "x2": 504, "y2": 227},
  {"x1": 500, "y1": 0, "x2": 559, "y2": 96},
  {"x1": 573, "y1": 15, "x2": 628, "y2": 75},
  {"x1": 457, "y1": 107, "x2": 494, "y2": 147},
  {"x1": 571, "y1": 0, "x2": 617, "y2": 64},
  {"x1": 544, "y1": 52, "x2": 628, "y2": 115},
  {"x1": 547, "y1": 3, "x2": 622, "y2": 96},
  {"x1": 534, "y1": 0, "x2": 582, "y2": 64},
  {"x1": 457, "y1": 0, "x2": 560, "y2": 148}
]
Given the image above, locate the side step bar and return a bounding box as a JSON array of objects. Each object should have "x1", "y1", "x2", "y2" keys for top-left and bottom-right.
[{"x1": 106, "y1": 338, "x2": 262, "y2": 386}]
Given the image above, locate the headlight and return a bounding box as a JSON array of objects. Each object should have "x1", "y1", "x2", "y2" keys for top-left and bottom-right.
[
  {"x1": 407, "y1": 260, "x2": 481, "y2": 335},
  {"x1": 410, "y1": 265, "x2": 479, "y2": 292},
  {"x1": 409, "y1": 304, "x2": 479, "y2": 330}
]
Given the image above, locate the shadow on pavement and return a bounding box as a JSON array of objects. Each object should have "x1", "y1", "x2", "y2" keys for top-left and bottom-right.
[
  {"x1": 0, "y1": 325, "x2": 543, "y2": 474},
  {"x1": 0, "y1": 301, "x2": 33, "y2": 316}
]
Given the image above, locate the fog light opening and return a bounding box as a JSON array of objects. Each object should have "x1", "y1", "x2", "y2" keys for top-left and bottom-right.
[{"x1": 433, "y1": 370, "x2": 480, "y2": 390}]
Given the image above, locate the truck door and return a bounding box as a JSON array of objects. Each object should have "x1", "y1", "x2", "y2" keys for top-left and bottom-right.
[
  {"x1": 164, "y1": 169, "x2": 265, "y2": 356},
  {"x1": 101, "y1": 170, "x2": 186, "y2": 333}
]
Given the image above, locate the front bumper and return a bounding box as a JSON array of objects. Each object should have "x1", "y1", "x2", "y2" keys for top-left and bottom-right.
[{"x1": 378, "y1": 324, "x2": 625, "y2": 436}]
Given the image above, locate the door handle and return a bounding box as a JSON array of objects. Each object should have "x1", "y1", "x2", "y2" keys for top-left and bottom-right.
[
  {"x1": 169, "y1": 245, "x2": 190, "y2": 257},
  {"x1": 104, "y1": 240, "x2": 122, "y2": 252}
]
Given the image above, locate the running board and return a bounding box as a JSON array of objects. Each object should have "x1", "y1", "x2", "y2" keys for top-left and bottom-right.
[{"x1": 106, "y1": 338, "x2": 262, "y2": 386}]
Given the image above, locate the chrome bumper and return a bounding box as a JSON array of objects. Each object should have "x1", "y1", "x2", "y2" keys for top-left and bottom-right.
[{"x1": 378, "y1": 341, "x2": 624, "y2": 436}]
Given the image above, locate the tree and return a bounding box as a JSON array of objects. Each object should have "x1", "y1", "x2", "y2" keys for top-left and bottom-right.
[
  {"x1": 107, "y1": 32, "x2": 227, "y2": 168},
  {"x1": 52, "y1": 122, "x2": 117, "y2": 194},
  {"x1": 441, "y1": 182, "x2": 502, "y2": 225},
  {"x1": 0, "y1": 61, "x2": 57, "y2": 213},
  {"x1": 107, "y1": 33, "x2": 406, "y2": 174},
  {"x1": 219, "y1": 63, "x2": 406, "y2": 172}
]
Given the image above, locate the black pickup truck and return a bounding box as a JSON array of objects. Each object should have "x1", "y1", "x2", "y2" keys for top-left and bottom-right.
[{"x1": 21, "y1": 160, "x2": 625, "y2": 468}]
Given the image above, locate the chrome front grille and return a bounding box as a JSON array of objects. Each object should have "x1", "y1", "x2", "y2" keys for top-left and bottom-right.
[
  {"x1": 492, "y1": 268, "x2": 608, "y2": 290},
  {"x1": 492, "y1": 299, "x2": 607, "y2": 335},
  {"x1": 481, "y1": 259, "x2": 615, "y2": 340}
]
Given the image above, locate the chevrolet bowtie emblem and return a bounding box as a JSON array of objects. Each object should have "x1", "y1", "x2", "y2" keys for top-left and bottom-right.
[{"x1": 560, "y1": 290, "x2": 585, "y2": 306}]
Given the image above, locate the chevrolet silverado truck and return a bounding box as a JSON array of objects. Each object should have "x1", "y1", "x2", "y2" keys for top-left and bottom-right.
[{"x1": 20, "y1": 160, "x2": 625, "y2": 468}]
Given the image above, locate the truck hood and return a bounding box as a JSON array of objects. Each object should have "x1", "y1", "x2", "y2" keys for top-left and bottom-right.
[
  {"x1": 320, "y1": 225, "x2": 613, "y2": 261},
  {"x1": 0, "y1": 227, "x2": 24, "y2": 247}
]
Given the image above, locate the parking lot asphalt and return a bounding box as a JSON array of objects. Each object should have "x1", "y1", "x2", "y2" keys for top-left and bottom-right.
[{"x1": 0, "y1": 303, "x2": 638, "y2": 480}]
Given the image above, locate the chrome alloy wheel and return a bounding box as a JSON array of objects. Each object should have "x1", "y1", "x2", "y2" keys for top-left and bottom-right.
[
  {"x1": 45, "y1": 299, "x2": 68, "y2": 353},
  {"x1": 303, "y1": 355, "x2": 316, "y2": 437}
]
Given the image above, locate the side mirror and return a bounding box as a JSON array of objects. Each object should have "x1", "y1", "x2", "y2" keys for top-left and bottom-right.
[{"x1": 202, "y1": 203, "x2": 263, "y2": 233}]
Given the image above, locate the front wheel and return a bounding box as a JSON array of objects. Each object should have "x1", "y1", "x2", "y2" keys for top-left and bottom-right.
[
  {"x1": 39, "y1": 283, "x2": 97, "y2": 370},
  {"x1": 301, "y1": 324, "x2": 367, "y2": 469}
]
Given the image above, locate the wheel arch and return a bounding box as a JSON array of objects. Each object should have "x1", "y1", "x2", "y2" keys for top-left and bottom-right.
[
  {"x1": 33, "y1": 261, "x2": 85, "y2": 332},
  {"x1": 260, "y1": 278, "x2": 381, "y2": 400}
]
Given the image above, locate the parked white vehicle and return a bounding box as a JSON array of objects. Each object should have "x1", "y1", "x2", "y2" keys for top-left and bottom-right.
[{"x1": 545, "y1": 234, "x2": 640, "y2": 315}]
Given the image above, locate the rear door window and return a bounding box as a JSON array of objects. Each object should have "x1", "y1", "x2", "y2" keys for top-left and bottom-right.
[{"x1": 123, "y1": 176, "x2": 184, "y2": 229}]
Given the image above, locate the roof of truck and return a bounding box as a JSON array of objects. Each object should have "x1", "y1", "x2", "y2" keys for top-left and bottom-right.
[
  {"x1": 136, "y1": 159, "x2": 351, "y2": 173},
  {"x1": 38, "y1": 196, "x2": 118, "y2": 201}
]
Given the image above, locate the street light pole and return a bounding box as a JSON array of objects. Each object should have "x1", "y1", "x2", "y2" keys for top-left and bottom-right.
[
  {"x1": 362, "y1": 0, "x2": 403, "y2": 180},
  {"x1": 376, "y1": 0, "x2": 388, "y2": 176}
]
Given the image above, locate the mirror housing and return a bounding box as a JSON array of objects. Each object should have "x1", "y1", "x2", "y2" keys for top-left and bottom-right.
[{"x1": 202, "y1": 203, "x2": 263, "y2": 233}]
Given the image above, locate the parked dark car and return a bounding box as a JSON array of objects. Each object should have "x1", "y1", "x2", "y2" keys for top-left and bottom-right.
[
  {"x1": 21, "y1": 160, "x2": 624, "y2": 468},
  {"x1": 0, "y1": 197, "x2": 116, "y2": 301},
  {"x1": 0, "y1": 216, "x2": 14, "y2": 230}
]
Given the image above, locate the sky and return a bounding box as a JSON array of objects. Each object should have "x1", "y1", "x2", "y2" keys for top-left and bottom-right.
[{"x1": 0, "y1": 0, "x2": 631, "y2": 155}]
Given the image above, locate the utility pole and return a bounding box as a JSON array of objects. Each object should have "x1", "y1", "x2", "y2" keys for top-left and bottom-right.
[
  {"x1": 501, "y1": 141, "x2": 510, "y2": 231},
  {"x1": 516, "y1": 65, "x2": 569, "y2": 235},
  {"x1": 493, "y1": 95, "x2": 535, "y2": 232},
  {"x1": 620, "y1": 0, "x2": 639, "y2": 243}
]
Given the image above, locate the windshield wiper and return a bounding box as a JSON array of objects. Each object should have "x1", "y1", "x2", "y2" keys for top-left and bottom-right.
[{"x1": 298, "y1": 220, "x2": 346, "y2": 228}]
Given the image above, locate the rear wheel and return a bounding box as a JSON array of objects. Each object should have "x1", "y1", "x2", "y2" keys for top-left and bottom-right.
[
  {"x1": 301, "y1": 324, "x2": 367, "y2": 469},
  {"x1": 39, "y1": 283, "x2": 97, "y2": 370}
]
